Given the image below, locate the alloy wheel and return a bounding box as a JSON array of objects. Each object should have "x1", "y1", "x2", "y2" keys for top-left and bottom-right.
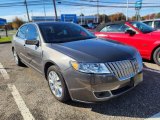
[{"x1": 48, "y1": 71, "x2": 63, "y2": 98}]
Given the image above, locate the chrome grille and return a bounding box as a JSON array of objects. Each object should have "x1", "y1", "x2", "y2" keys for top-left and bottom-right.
[{"x1": 106, "y1": 60, "x2": 139, "y2": 80}]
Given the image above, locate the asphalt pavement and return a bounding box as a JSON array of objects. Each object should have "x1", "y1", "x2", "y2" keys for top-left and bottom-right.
[{"x1": 0, "y1": 43, "x2": 160, "y2": 120}]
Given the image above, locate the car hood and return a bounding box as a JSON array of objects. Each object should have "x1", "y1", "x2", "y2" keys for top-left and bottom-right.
[{"x1": 50, "y1": 38, "x2": 137, "y2": 63}]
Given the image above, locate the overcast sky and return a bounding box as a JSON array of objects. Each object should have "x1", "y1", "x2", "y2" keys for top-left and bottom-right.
[{"x1": 0, "y1": 0, "x2": 160, "y2": 22}]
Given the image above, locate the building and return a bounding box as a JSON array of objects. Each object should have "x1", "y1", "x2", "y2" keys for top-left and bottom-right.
[{"x1": 31, "y1": 15, "x2": 97, "y2": 25}]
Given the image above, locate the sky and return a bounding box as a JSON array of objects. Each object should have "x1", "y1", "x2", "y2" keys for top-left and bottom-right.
[{"x1": 0, "y1": 0, "x2": 160, "y2": 22}]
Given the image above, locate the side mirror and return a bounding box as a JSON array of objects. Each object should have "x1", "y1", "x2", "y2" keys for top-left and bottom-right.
[
  {"x1": 125, "y1": 29, "x2": 136, "y2": 36},
  {"x1": 25, "y1": 39, "x2": 39, "y2": 46}
]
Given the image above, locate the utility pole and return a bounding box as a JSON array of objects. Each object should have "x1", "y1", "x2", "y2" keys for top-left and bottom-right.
[
  {"x1": 52, "y1": 0, "x2": 58, "y2": 21},
  {"x1": 24, "y1": 0, "x2": 30, "y2": 22},
  {"x1": 126, "y1": 0, "x2": 129, "y2": 21},
  {"x1": 97, "y1": 0, "x2": 99, "y2": 23}
]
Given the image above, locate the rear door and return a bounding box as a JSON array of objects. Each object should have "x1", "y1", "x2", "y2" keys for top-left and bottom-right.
[
  {"x1": 14, "y1": 25, "x2": 28, "y2": 62},
  {"x1": 25, "y1": 24, "x2": 43, "y2": 72}
]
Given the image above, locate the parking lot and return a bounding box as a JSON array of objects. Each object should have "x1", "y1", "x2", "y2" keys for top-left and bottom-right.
[
  {"x1": 0, "y1": 30, "x2": 16, "y2": 37},
  {"x1": 0, "y1": 43, "x2": 160, "y2": 120}
]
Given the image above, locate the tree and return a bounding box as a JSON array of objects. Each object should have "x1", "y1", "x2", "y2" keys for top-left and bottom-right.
[
  {"x1": 12, "y1": 17, "x2": 25, "y2": 29},
  {"x1": 108, "y1": 13, "x2": 126, "y2": 22},
  {"x1": 156, "y1": 13, "x2": 160, "y2": 19},
  {"x1": 99, "y1": 14, "x2": 110, "y2": 23}
]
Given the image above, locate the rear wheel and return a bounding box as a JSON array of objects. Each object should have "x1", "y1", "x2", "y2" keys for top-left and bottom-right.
[
  {"x1": 47, "y1": 66, "x2": 70, "y2": 102},
  {"x1": 13, "y1": 49, "x2": 23, "y2": 66},
  {"x1": 153, "y1": 47, "x2": 160, "y2": 66}
]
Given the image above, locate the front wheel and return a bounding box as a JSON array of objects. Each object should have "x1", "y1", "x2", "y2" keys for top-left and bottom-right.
[
  {"x1": 47, "y1": 66, "x2": 70, "y2": 102},
  {"x1": 153, "y1": 47, "x2": 160, "y2": 66}
]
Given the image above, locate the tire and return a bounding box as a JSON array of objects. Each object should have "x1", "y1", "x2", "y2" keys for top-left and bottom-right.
[
  {"x1": 47, "y1": 66, "x2": 70, "y2": 102},
  {"x1": 153, "y1": 47, "x2": 160, "y2": 66},
  {"x1": 13, "y1": 49, "x2": 23, "y2": 66}
]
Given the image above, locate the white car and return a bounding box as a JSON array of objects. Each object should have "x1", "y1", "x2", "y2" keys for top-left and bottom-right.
[{"x1": 143, "y1": 19, "x2": 160, "y2": 30}]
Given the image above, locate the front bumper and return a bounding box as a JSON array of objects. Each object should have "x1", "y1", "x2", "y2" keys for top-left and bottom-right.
[{"x1": 63, "y1": 68, "x2": 143, "y2": 103}]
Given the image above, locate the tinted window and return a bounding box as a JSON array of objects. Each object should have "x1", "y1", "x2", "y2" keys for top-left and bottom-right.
[
  {"x1": 100, "y1": 24, "x2": 130, "y2": 32},
  {"x1": 26, "y1": 25, "x2": 39, "y2": 40},
  {"x1": 130, "y1": 22, "x2": 155, "y2": 33},
  {"x1": 39, "y1": 23, "x2": 95, "y2": 43},
  {"x1": 17, "y1": 25, "x2": 28, "y2": 39},
  {"x1": 143, "y1": 21, "x2": 152, "y2": 27},
  {"x1": 154, "y1": 21, "x2": 160, "y2": 29}
]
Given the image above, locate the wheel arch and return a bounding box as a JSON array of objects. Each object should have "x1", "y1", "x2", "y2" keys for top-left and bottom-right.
[
  {"x1": 151, "y1": 44, "x2": 160, "y2": 60},
  {"x1": 43, "y1": 61, "x2": 60, "y2": 79},
  {"x1": 44, "y1": 61, "x2": 71, "y2": 99}
]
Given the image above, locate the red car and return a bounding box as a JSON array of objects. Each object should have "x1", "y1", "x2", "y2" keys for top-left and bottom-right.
[{"x1": 95, "y1": 21, "x2": 160, "y2": 65}]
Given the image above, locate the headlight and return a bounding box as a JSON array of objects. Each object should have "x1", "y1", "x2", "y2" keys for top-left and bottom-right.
[
  {"x1": 136, "y1": 52, "x2": 143, "y2": 71},
  {"x1": 71, "y1": 61, "x2": 110, "y2": 74}
]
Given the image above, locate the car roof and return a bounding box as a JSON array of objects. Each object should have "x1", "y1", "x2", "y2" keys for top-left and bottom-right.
[
  {"x1": 142, "y1": 19, "x2": 160, "y2": 22},
  {"x1": 96, "y1": 21, "x2": 126, "y2": 32}
]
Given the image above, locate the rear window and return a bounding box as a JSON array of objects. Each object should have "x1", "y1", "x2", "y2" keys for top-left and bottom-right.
[
  {"x1": 143, "y1": 21, "x2": 152, "y2": 27},
  {"x1": 154, "y1": 21, "x2": 160, "y2": 29}
]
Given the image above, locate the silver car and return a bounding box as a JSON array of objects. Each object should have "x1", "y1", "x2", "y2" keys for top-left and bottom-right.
[
  {"x1": 12, "y1": 22, "x2": 143, "y2": 103},
  {"x1": 143, "y1": 19, "x2": 160, "y2": 30}
]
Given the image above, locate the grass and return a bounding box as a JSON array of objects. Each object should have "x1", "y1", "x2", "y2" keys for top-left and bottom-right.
[{"x1": 0, "y1": 36, "x2": 12, "y2": 43}]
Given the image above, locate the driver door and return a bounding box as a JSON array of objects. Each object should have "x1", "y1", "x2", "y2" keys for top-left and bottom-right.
[
  {"x1": 25, "y1": 24, "x2": 43, "y2": 72},
  {"x1": 96, "y1": 23, "x2": 131, "y2": 44}
]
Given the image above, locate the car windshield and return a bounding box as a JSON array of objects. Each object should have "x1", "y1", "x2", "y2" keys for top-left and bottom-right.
[
  {"x1": 39, "y1": 23, "x2": 96, "y2": 43},
  {"x1": 130, "y1": 21, "x2": 155, "y2": 33}
]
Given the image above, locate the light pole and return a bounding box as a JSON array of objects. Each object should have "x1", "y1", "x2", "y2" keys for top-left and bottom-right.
[
  {"x1": 31, "y1": 10, "x2": 33, "y2": 17},
  {"x1": 24, "y1": 0, "x2": 30, "y2": 22},
  {"x1": 52, "y1": 0, "x2": 58, "y2": 21},
  {"x1": 126, "y1": 0, "x2": 129, "y2": 21},
  {"x1": 80, "y1": 7, "x2": 83, "y2": 25},
  {"x1": 42, "y1": 0, "x2": 47, "y2": 21},
  {"x1": 31, "y1": 10, "x2": 33, "y2": 21}
]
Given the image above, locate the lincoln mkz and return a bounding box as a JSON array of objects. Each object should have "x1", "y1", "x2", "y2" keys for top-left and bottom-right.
[{"x1": 12, "y1": 22, "x2": 143, "y2": 103}]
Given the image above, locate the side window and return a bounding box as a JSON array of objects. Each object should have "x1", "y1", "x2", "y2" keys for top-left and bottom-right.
[
  {"x1": 143, "y1": 21, "x2": 152, "y2": 27},
  {"x1": 120, "y1": 24, "x2": 130, "y2": 32},
  {"x1": 26, "y1": 25, "x2": 39, "y2": 40},
  {"x1": 100, "y1": 24, "x2": 130, "y2": 32},
  {"x1": 154, "y1": 21, "x2": 160, "y2": 29},
  {"x1": 17, "y1": 25, "x2": 28, "y2": 39}
]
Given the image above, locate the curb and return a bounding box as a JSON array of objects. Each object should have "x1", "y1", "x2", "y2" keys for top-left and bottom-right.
[{"x1": 0, "y1": 41, "x2": 11, "y2": 44}]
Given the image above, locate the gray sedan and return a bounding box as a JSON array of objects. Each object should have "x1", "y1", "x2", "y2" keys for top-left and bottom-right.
[{"x1": 12, "y1": 22, "x2": 143, "y2": 103}]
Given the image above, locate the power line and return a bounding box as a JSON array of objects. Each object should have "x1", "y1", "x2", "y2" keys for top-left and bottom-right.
[{"x1": 0, "y1": 1, "x2": 160, "y2": 8}]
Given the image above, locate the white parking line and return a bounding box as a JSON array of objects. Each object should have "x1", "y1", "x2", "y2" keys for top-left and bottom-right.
[
  {"x1": 0, "y1": 62, "x2": 35, "y2": 120},
  {"x1": 8, "y1": 84, "x2": 35, "y2": 120},
  {"x1": 145, "y1": 112, "x2": 160, "y2": 120},
  {"x1": 143, "y1": 68, "x2": 160, "y2": 74},
  {"x1": 0, "y1": 63, "x2": 10, "y2": 80}
]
